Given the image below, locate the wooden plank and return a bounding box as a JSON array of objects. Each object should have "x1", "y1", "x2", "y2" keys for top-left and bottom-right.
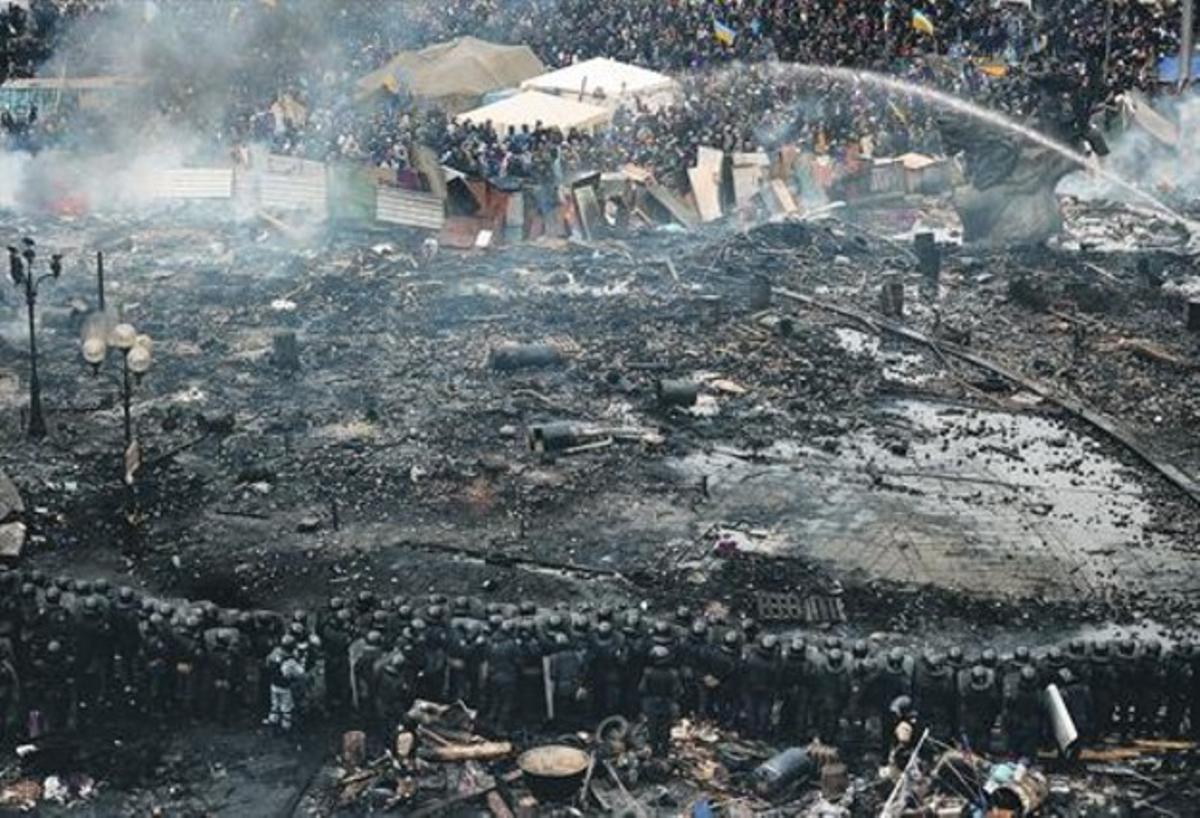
[
  {"x1": 696, "y1": 146, "x2": 724, "y2": 173},
  {"x1": 732, "y1": 150, "x2": 770, "y2": 167},
  {"x1": 731, "y1": 165, "x2": 762, "y2": 208},
  {"x1": 1124, "y1": 89, "x2": 1179, "y2": 146},
  {"x1": 377, "y1": 187, "x2": 446, "y2": 230},
  {"x1": 486, "y1": 790, "x2": 514, "y2": 818},
  {"x1": 769, "y1": 179, "x2": 798, "y2": 214},
  {"x1": 688, "y1": 166, "x2": 722, "y2": 223},
  {"x1": 504, "y1": 193, "x2": 525, "y2": 242},
  {"x1": 573, "y1": 185, "x2": 604, "y2": 239},
  {"x1": 412, "y1": 145, "x2": 449, "y2": 201},
  {"x1": 643, "y1": 182, "x2": 699, "y2": 228}
]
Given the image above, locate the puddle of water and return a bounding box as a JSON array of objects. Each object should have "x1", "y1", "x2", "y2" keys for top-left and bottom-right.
[{"x1": 668, "y1": 398, "x2": 1195, "y2": 600}]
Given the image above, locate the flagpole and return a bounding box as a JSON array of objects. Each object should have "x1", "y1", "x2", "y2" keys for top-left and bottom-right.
[
  {"x1": 1180, "y1": 0, "x2": 1195, "y2": 90},
  {"x1": 1101, "y1": 0, "x2": 1113, "y2": 87}
]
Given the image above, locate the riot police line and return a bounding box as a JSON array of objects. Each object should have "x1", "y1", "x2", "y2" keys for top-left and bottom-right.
[{"x1": 1, "y1": 569, "x2": 1197, "y2": 760}]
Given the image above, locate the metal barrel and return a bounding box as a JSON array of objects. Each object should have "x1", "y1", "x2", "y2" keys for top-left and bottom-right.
[{"x1": 753, "y1": 747, "x2": 815, "y2": 797}]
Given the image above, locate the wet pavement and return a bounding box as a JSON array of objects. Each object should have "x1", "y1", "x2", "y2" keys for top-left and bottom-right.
[{"x1": 667, "y1": 398, "x2": 1196, "y2": 599}]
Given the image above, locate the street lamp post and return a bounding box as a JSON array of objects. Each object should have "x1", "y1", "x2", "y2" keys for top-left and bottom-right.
[
  {"x1": 82, "y1": 318, "x2": 153, "y2": 479},
  {"x1": 7, "y1": 237, "x2": 63, "y2": 439},
  {"x1": 96, "y1": 250, "x2": 106, "y2": 312}
]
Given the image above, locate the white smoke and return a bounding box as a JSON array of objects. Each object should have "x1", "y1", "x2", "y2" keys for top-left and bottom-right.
[
  {"x1": 0, "y1": 151, "x2": 30, "y2": 210},
  {"x1": 0, "y1": 0, "x2": 399, "y2": 218},
  {"x1": 1061, "y1": 93, "x2": 1200, "y2": 204}
]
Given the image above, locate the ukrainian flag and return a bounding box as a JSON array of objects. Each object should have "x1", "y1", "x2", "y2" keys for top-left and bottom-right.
[
  {"x1": 713, "y1": 18, "x2": 737, "y2": 46},
  {"x1": 911, "y1": 9, "x2": 935, "y2": 36}
]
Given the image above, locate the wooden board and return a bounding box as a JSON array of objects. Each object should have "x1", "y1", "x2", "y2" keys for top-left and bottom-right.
[
  {"x1": 688, "y1": 166, "x2": 722, "y2": 223},
  {"x1": 643, "y1": 182, "x2": 700, "y2": 228},
  {"x1": 769, "y1": 179, "x2": 798, "y2": 214},
  {"x1": 573, "y1": 185, "x2": 604, "y2": 239},
  {"x1": 731, "y1": 165, "x2": 763, "y2": 208},
  {"x1": 695, "y1": 146, "x2": 724, "y2": 173},
  {"x1": 504, "y1": 192, "x2": 525, "y2": 242}
]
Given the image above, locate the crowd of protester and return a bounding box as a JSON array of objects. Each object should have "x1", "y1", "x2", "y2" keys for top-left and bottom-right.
[
  {"x1": 1, "y1": 1, "x2": 1194, "y2": 191},
  {"x1": 368, "y1": 0, "x2": 1182, "y2": 97},
  {"x1": 221, "y1": 0, "x2": 1190, "y2": 188},
  {"x1": 225, "y1": 55, "x2": 1076, "y2": 194}
]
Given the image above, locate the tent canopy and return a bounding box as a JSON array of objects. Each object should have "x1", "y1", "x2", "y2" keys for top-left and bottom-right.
[
  {"x1": 520, "y1": 57, "x2": 678, "y2": 103},
  {"x1": 356, "y1": 37, "x2": 545, "y2": 109},
  {"x1": 455, "y1": 90, "x2": 611, "y2": 134}
]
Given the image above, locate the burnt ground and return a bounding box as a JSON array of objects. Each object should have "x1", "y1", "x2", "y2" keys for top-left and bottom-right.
[
  {"x1": 1, "y1": 199, "x2": 1199, "y2": 812},
  {"x1": 1, "y1": 204, "x2": 1197, "y2": 621}
]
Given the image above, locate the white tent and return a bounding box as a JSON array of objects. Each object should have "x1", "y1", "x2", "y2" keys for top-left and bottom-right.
[
  {"x1": 455, "y1": 90, "x2": 611, "y2": 134},
  {"x1": 520, "y1": 57, "x2": 679, "y2": 107}
]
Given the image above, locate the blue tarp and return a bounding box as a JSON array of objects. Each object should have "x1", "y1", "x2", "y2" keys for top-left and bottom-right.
[{"x1": 1157, "y1": 52, "x2": 1200, "y2": 83}]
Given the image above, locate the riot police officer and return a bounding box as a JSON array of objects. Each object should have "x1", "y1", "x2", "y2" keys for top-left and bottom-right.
[
  {"x1": 35, "y1": 639, "x2": 77, "y2": 734},
  {"x1": 1089, "y1": 640, "x2": 1117, "y2": 738},
  {"x1": 780, "y1": 636, "x2": 811, "y2": 740},
  {"x1": 639, "y1": 645, "x2": 681, "y2": 757},
  {"x1": 1165, "y1": 642, "x2": 1195, "y2": 736},
  {"x1": 548, "y1": 632, "x2": 588, "y2": 727},
  {"x1": 207, "y1": 628, "x2": 241, "y2": 722},
  {"x1": 959, "y1": 664, "x2": 1000, "y2": 751},
  {"x1": 319, "y1": 608, "x2": 353, "y2": 711},
  {"x1": 876, "y1": 648, "x2": 914, "y2": 752},
  {"x1": 708, "y1": 630, "x2": 742, "y2": 727},
  {"x1": 485, "y1": 621, "x2": 520, "y2": 732},
  {"x1": 741, "y1": 634, "x2": 780, "y2": 737},
  {"x1": 619, "y1": 612, "x2": 649, "y2": 718},
  {"x1": 73, "y1": 595, "x2": 113, "y2": 721},
  {"x1": 112, "y1": 587, "x2": 142, "y2": 694},
  {"x1": 915, "y1": 651, "x2": 956, "y2": 739},
  {"x1": 1136, "y1": 639, "x2": 1165, "y2": 736},
  {"x1": 813, "y1": 648, "x2": 851, "y2": 744},
  {"x1": 588, "y1": 621, "x2": 625, "y2": 718},
  {"x1": 679, "y1": 620, "x2": 710, "y2": 716},
  {"x1": 1003, "y1": 666, "x2": 1043, "y2": 758},
  {"x1": 1114, "y1": 638, "x2": 1140, "y2": 737},
  {"x1": 374, "y1": 652, "x2": 415, "y2": 730}
]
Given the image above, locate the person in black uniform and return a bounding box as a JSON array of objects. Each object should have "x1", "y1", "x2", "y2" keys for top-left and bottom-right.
[{"x1": 639, "y1": 645, "x2": 682, "y2": 757}]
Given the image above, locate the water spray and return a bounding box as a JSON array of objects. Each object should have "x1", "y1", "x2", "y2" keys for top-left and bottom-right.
[{"x1": 776, "y1": 63, "x2": 1191, "y2": 228}]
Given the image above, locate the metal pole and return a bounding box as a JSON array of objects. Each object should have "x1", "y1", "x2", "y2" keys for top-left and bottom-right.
[
  {"x1": 96, "y1": 250, "x2": 105, "y2": 311},
  {"x1": 121, "y1": 350, "x2": 132, "y2": 447},
  {"x1": 1181, "y1": 0, "x2": 1195, "y2": 90},
  {"x1": 1101, "y1": 0, "x2": 1114, "y2": 87},
  {"x1": 24, "y1": 278, "x2": 46, "y2": 439}
]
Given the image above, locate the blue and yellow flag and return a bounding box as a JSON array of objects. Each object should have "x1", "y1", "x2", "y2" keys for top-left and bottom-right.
[
  {"x1": 713, "y1": 18, "x2": 737, "y2": 46},
  {"x1": 911, "y1": 9, "x2": 935, "y2": 36}
]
